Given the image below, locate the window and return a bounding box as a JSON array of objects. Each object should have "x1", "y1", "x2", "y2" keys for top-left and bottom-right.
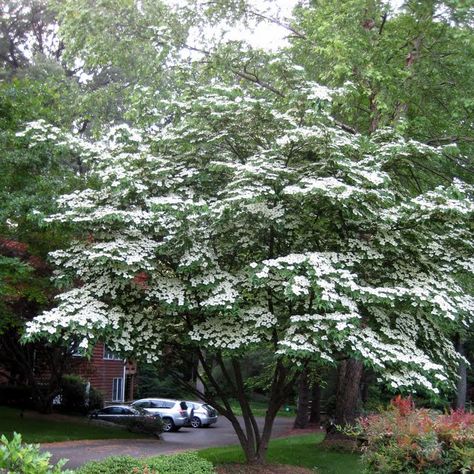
[
  {"x1": 112, "y1": 377, "x2": 123, "y2": 402},
  {"x1": 103, "y1": 345, "x2": 122, "y2": 360},
  {"x1": 102, "y1": 407, "x2": 122, "y2": 415},
  {"x1": 134, "y1": 401, "x2": 150, "y2": 408}
]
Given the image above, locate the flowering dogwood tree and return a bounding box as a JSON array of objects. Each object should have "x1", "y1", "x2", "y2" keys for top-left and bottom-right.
[{"x1": 22, "y1": 66, "x2": 473, "y2": 462}]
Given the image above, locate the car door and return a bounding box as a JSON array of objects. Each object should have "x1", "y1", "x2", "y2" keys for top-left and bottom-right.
[
  {"x1": 97, "y1": 406, "x2": 123, "y2": 423},
  {"x1": 119, "y1": 406, "x2": 138, "y2": 422}
]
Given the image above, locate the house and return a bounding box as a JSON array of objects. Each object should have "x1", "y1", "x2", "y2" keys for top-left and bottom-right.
[{"x1": 71, "y1": 343, "x2": 137, "y2": 404}]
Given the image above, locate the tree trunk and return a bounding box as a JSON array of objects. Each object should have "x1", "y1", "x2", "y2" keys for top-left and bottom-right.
[
  {"x1": 454, "y1": 335, "x2": 467, "y2": 410},
  {"x1": 183, "y1": 346, "x2": 299, "y2": 464},
  {"x1": 360, "y1": 369, "x2": 373, "y2": 407},
  {"x1": 309, "y1": 382, "x2": 321, "y2": 424},
  {"x1": 293, "y1": 367, "x2": 310, "y2": 428},
  {"x1": 334, "y1": 358, "x2": 363, "y2": 426}
]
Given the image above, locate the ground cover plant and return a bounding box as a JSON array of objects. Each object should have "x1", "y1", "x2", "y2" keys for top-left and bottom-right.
[
  {"x1": 352, "y1": 396, "x2": 474, "y2": 473},
  {"x1": 0, "y1": 406, "x2": 148, "y2": 443},
  {"x1": 76, "y1": 452, "x2": 215, "y2": 474}
]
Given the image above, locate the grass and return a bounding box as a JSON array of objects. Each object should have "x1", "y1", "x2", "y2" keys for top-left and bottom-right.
[
  {"x1": 197, "y1": 433, "x2": 363, "y2": 474},
  {"x1": 0, "y1": 406, "x2": 147, "y2": 443},
  {"x1": 229, "y1": 400, "x2": 296, "y2": 418}
]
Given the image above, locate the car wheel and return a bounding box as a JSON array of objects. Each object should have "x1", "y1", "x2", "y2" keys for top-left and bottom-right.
[
  {"x1": 190, "y1": 416, "x2": 202, "y2": 428},
  {"x1": 162, "y1": 417, "x2": 175, "y2": 432}
]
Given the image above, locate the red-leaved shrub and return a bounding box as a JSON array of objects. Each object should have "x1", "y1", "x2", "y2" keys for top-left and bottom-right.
[{"x1": 353, "y1": 397, "x2": 474, "y2": 473}]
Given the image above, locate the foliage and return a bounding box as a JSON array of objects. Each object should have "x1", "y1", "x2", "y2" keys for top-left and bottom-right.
[
  {"x1": 291, "y1": 0, "x2": 474, "y2": 162},
  {"x1": 0, "y1": 25, "x2": 84, "y2": 412},
  {"x1": 59, "y1": 375, "x2": 105, "y2": 413},
  {"x1": 352, "y1": 396, "x2": 474, "y2": 473},
  {"x1": 76, "y1": 452, "x2": 215, "y2": 474},
  {"x1": 61, "y1": 374, "x2": 105, "y2": 413},
  {"x1": 0, "y1": 432, "x2": 72, "y2": 474},
  {"x1": 60, "y1": 374, "x2": 87, "y2": 413},
  {"x1": 197, "y1": 433, "x2": 362, "y2": 474},
  {"x1": 135, "y1": 364, "x2": 190, "y2": 400},
  {"x1": 120, "y1": 412, "x2": 163, "y2": 437},
  {"x1": 88, "y1": 386, "x2": 104, "y2": 411}
]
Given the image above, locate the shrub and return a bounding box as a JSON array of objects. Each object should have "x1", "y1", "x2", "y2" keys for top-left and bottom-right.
[
  {"x1": 61, "y1": 375, "x2": 86, "y2": 413},
  {"x1": 352, "y1": 396, "x2": 474, "y2": 473},
  {"x1": 76, "y1": 453, "x2": 215, "y2": 474},
  {"x1": 88, "y1": 386, "x2": 104, "y2": 411},
  {"x1": 60, "y1": 375, "x2": 103, "y2": 413},
  {"x1": 122, "y1": 414, "x2": 163, "y2": 436},
  {"x1": 75, "y1": 456, "x2": 139, "y2": 474},
  {"x1": 0, "y1": 432, "x2": 72, "y2": 474}
]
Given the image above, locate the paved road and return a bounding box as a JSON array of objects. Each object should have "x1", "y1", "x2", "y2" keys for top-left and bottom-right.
[{"x1": 42, "y1": 416, "x2": 295, "y2": 469}]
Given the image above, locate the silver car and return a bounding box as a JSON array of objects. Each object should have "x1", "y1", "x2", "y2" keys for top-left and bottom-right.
[
  {"x1": 131, "y1": 398, "x2": 190, "y2": 432},
  {"x1": 186, "y1": 401, "x2": 218, "y2": 428}
]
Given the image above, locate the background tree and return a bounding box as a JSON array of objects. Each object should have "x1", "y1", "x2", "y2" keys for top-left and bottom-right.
[{"x1": 0, "y1": 0, "x2": 86, "y2": 411}]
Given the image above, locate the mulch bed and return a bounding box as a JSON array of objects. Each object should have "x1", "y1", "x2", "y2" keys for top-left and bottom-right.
[{"x1": 216, "y1": 464, "x2": 315, "y2": 474}]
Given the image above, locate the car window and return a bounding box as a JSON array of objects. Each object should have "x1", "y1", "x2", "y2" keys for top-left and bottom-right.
[
  {"x1": 162, "y1": 401, "x2": 174, "y2": 408},
  {"x1": 121, "y1": 407, "x2": 133, "y2": 414},
  {"x1": 104, "y1": 407, "x2": 122, "y2": 414},
  {"x1": 134, "y1": 401, "x2": 150, "y2": 408},
  {"x1": 149, "y1": 401, "x2": 161, "y2": 408}
]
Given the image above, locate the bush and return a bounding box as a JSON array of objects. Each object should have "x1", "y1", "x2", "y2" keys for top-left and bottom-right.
[
  {"x1": 352, "y1": 396, "x2": 474, "y2": 473},
  {"x1": 135, "y1": 366, "x2": 189, "y2": 400},
  {"x1": 0, "y1": 432, "x2": 72, "y2": 474},
  {"x1": 76, "y1": 453, "x2": 215, "y2": 474},
  {"x1": 122, "y1": 414, "x2": 163, "y2": 436},
  {"x1": 60, "y1": 375, "x2": 103, "y2": 413},
  {"x1": 88, "y1": 386, "x2": 104, "y2": 411},
  {"x1": 61, "y1": 375, "x2": 86, "y2": 413}
]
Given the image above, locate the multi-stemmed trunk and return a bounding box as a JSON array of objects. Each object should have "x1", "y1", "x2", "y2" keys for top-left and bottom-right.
[{"x1": 171, "y1": 345, "x2": 298, "y2": 464}]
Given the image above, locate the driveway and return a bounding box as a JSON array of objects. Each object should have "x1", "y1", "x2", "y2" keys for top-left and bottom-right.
[{"x1": 42, "y1": 416, "x2": 295, "y2": 469}]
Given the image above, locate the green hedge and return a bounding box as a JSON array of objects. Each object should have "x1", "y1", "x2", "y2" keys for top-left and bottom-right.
[{"x1": 75, "y1": 453, "x2": 215, "y2": 474}]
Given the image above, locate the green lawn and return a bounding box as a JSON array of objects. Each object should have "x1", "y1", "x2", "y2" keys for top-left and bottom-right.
[
  {"x1": 0, "y1": 406, "x2": 146, "y2": 443},
  {"x1": 197, "y1": 433, "x2": 363, "y2": 474},
  {"x1": 228, "y1": 400, "x2": 296, "y2": 418}
]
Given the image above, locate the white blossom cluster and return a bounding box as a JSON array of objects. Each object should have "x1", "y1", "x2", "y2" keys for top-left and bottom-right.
[{"x1": 22, "y1": 68, "x2": 473, "y2": 395}]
